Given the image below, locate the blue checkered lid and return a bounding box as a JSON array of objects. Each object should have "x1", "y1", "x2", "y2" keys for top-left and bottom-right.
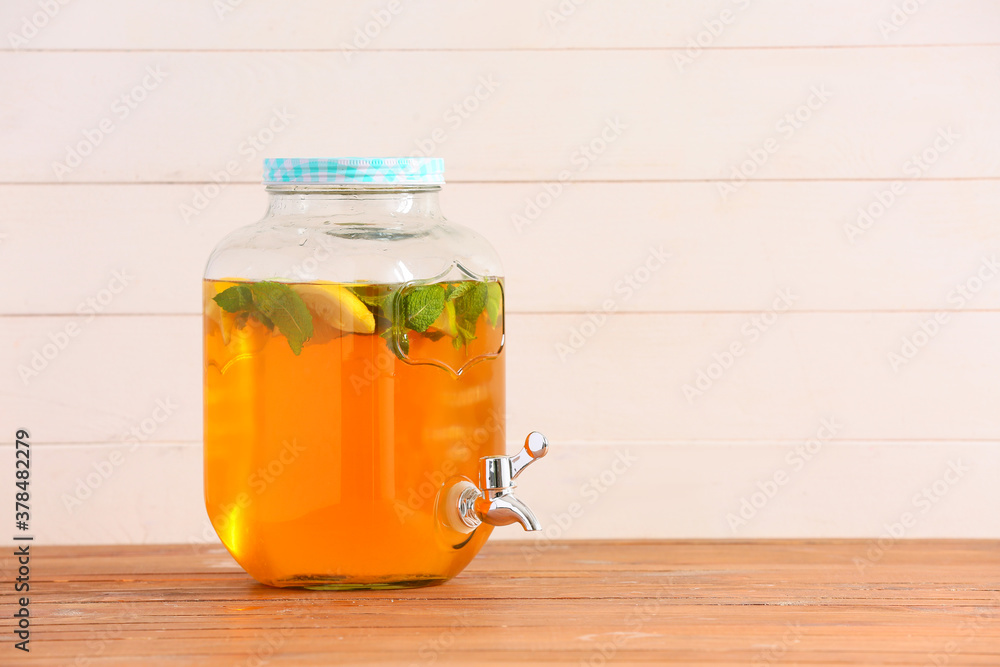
[{"x1": 263, "y1": 157, "x2": 444, "y2": 185}]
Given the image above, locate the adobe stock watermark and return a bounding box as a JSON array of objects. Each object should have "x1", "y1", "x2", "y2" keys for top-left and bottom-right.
[
  {"x1": 179, "y1": 107, "x2": 294, "y2": 224},
  {"x1": 682, "y1": 288, "x2": 797, "y2": 403},
  {"x1": 52, "y1": 65, "x2": 168, "y2": 180},
  {"x1": 511, "y1": 117, "x2": 626, "y2": 233},
  {"x1": 921, "y1": 594, "x2": 1000, "y2": 667},
  {"x1": 61, "y1": 397, "x2": 179, "y2": 512},
  {"x1": 843, "y1": 126, "x2": 959, "y2": 243},
  {"x1": 279, "y1": 227, "x2": 345, "y2": 282},
  {"x1": 544, "y1": 0, "x2": 589, "y2": 27},
  {"x1": 522, "y1": 448, "x2": 638, "y2": 563},
  {"x1": 72, "y1": 597, "x2": 144, "y2": 667},
  {"x1": 555, "y1": 245, "x2": 669, "y2": 362},
  {"x1": 238, "y1": 626, "x2": 296, "y2": 667},
  {"x1": 727, "y1": 418, "x2": 842, "y2": 533},
  {"x1": 349, "y1": 346, "x2": 397, "y2": 396},
  {"x1": 579, "y1": 589, "x2": 674, "y2": 667},
  {"x1": 393, "y1": 410, "x2": 503, "y2": 523},
  {"x1": 340, "y1": 0, "x2": 410, "y2": 62},
  {"x1": 213, "y1": 0, "x2": 247, "y2": 21},
  {"x1": 18, "y1": 269, "x2": 134, "y2": 386},
  {"x1": 717, "y1": 85, "x2": 832, "y2": 202},
  {"x1": 752, "y1": 623, "x2": 804, "y2": 666},
  {"x1": 887, "y1": 254, "x2": 999, "y2": 372},
  {"x1": 408, "y1": 612, "x2": 474, "y2": 666},
  {"x1": 410, "y1": 75, "x2": 500, "y2": 157},
  {"x1": 674, "y1": 0, "x2": 754, "y2": 73},
  {"x1": 854, "y1": 459, "x2": 969, "y2": 574},
  {"x1": 878, "y1": 0, "x2": 930, "y2": 40},
  {"x1": 6, "y1": 0, "x2": 73, "y2": 49},
  {"x1": 211, "y1": 438, "x2": 307, "y2": 538},
  {"x1": 182, "y1": 439, "x2": 308, "y2": 552}
]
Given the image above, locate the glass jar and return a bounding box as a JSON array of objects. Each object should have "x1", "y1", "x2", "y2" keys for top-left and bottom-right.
[{"x1": 203, "y1": 157, "x2": 547, "y2": 589}]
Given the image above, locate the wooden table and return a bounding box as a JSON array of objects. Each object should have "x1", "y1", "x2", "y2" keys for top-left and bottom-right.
[{"x1": 4, "y1": 540, "x2": 999, "y2": 665}]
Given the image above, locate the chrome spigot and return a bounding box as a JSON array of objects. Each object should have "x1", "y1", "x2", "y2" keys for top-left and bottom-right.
[{"x1": 450, "y1": 432, "x2": 548, "y2": 533}]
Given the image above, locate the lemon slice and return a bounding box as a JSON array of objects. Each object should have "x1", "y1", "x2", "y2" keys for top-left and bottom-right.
[
  {"x1": 430, "y1": 301, "x2": 458, "y2": 337},
  {"x1": 293, "y1": 284, "x2": 375, "y2": 334},
  {"x1": 204, "y1": 281, "x2": 237, "y2": 344}
]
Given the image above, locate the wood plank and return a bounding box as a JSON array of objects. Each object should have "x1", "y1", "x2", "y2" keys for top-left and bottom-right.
[
  {"x1": 3, "y1": 441, "x2": 996, "y2": 543},
  {"x1": 0, "y1": 541, "x2": 996, "y2": 664},
  {"x1": 1, "y1": 49, "x2": 996, "y2": 182},
  {"x1": 5, "y1": 312, "x2": 1000, "y2": 444},
  {"x1": 4, "y1": 180, "x2": 1000, "y2": 315},
  {"x1": 18, "y1": 539, "x2": 1000, "y2": 572},
  {"x1": 2, "y1": 1, "x2": 997, "y2": 50}
]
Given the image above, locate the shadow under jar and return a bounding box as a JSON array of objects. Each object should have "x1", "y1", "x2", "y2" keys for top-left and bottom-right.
[{"x1": 202, "y1": 157, "x2": 548, "y2": 589}]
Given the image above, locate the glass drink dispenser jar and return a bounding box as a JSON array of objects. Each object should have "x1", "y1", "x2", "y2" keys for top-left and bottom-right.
[{"x1": 203, "y1": 157, "x2": 548, "y2": 589}]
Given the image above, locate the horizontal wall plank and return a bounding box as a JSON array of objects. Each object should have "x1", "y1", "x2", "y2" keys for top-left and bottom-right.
[
  {"x1": 2, "y1": 1, "x2": 997, "y2": 50},
  {"x1": 3, "y1": 440, "x2": 995, "y2": 544},
  {"x1": 3, "y1": 181, "x2": 1000, "y2": 315},
  {"x1": 1, "y1": 49, "x2": 997, "y2": 182},
  {"x1": 4, "y1": 312, "x2": 999, "y2": 444}
]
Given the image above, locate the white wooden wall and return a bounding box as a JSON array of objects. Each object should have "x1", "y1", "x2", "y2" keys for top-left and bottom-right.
[{"x1": 2, "y1": 1, "x2": 999, "y2": 545}]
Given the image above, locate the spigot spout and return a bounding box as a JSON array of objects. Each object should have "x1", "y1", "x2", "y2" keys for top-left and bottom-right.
[{"x1": 475, "y1": 491, "x2": 542, "y2": 531}]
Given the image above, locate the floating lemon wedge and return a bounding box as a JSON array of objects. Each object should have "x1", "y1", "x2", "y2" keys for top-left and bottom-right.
[
  {"x1": 293, "y1": 284, "x2": 376, "y2": 334},
  {"x1": 204, "y1": 281, "x2": 237, "y2": 344}
]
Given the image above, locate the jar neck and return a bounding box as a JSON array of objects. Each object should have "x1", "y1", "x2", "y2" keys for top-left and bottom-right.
[{"x1": 264, "y1": 184, "x2": 442, "y2": 221}]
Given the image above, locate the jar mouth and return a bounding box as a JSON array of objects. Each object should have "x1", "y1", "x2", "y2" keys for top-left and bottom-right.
[{"x1": 265, "y1": 183, "x2": 442, "y2": 195}]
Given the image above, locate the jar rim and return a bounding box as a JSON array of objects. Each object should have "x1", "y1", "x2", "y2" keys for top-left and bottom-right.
[
  {"x1": 263, "y1": 157, "x2": 445, "y2": 186},
  {"x1": 264, "y1": 183, "x2": 442, "y2": 195}
]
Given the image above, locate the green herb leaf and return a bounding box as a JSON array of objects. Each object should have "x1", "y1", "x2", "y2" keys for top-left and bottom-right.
[
  {"x1": 403, "y1": 284, "x2": 446, "y2": 332},
  {"x1": 444, "y1": 282, "x2": 474, "y2": 301},
  {"x1": 254, "y1": 310, "x2": 275, "y2": 330},
  {"x1": 211, "y1": 282, "x2": 313, "y2": 354},
  {"x1": 214, "y1": 285, "x2": 254, "y2": 313},
  {"x1": 380, "y1": 327, "x2": 409, "y2": 357},
  {"x1": 452, "y1": 318, "x2": 478, "y2": 350},
  {"x1": 485, "y1": 282, "x2": 502, "y2": 327},
  {"x1": 248, "y1": 282, "x2": 314, "y2": 355},
  {"x1": 455, "y1": 281, "x2": 488, "y2": 322},
  {"x1": 351, "y1": 288, "x2": 390, "y2": 309},
  {"x1": 449, "y1": 281, "x2": 488, "y2": 347}
]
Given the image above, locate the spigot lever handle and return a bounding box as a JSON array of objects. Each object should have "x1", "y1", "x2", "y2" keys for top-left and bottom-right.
[{"x1": 510, "y1": 431, "x2": 548, "y2": 479}]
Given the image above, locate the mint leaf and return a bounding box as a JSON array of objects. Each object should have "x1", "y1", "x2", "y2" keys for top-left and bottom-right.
[
  {"x1": 351, "y1": 288, "x2": 389, "y2": 309},
  {"x1": 248, "y1": 282, "x2": 313, "y2": 355},
  {"x1": 380, "y1": 326, "x2": 409, "y2": 357},
  {"x1": 212, "y1": 282, "x2": 312, "y2": 353},
  {"x1": 485, "y1": 282, "x2": 502, "y2": 327},
  {"x1": 446, "y1": 279, "x2": 491, "y2": 345},
  {"x1": 403, "y1": 284, "x2": 446, "y2": 332},
  {"x1": 253, "y1": 310, "x2": 274, "y2": 330},
  {"x1": 214, "y1": 285, "x2": 254, "y2": 313},
  {"x1": 444, "y1": 282, "x2": 473, "y2": 301},
  {"x1": 453, "y1": 318, "x2": 478, "y2": 350},
  {"x1": 370, "y1": 289, "x2": 399, "y2": 336},
  {"x1": 455, "y1": 281, "x2": 488, "y2": 321}
]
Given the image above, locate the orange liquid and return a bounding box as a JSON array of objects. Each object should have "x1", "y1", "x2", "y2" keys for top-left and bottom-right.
[{"x1": 203, "y1": 279, "x2": 504, "y2": 588}]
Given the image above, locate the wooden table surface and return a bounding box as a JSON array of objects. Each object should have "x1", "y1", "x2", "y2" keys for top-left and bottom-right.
[{"x1": 3, "y1": 540, "x2": 999, "y2": 665}]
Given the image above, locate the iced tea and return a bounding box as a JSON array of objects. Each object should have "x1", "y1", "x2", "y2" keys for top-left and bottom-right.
[{"x1": 203, "y1": 277, "x2": 504, "y2": 588}]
